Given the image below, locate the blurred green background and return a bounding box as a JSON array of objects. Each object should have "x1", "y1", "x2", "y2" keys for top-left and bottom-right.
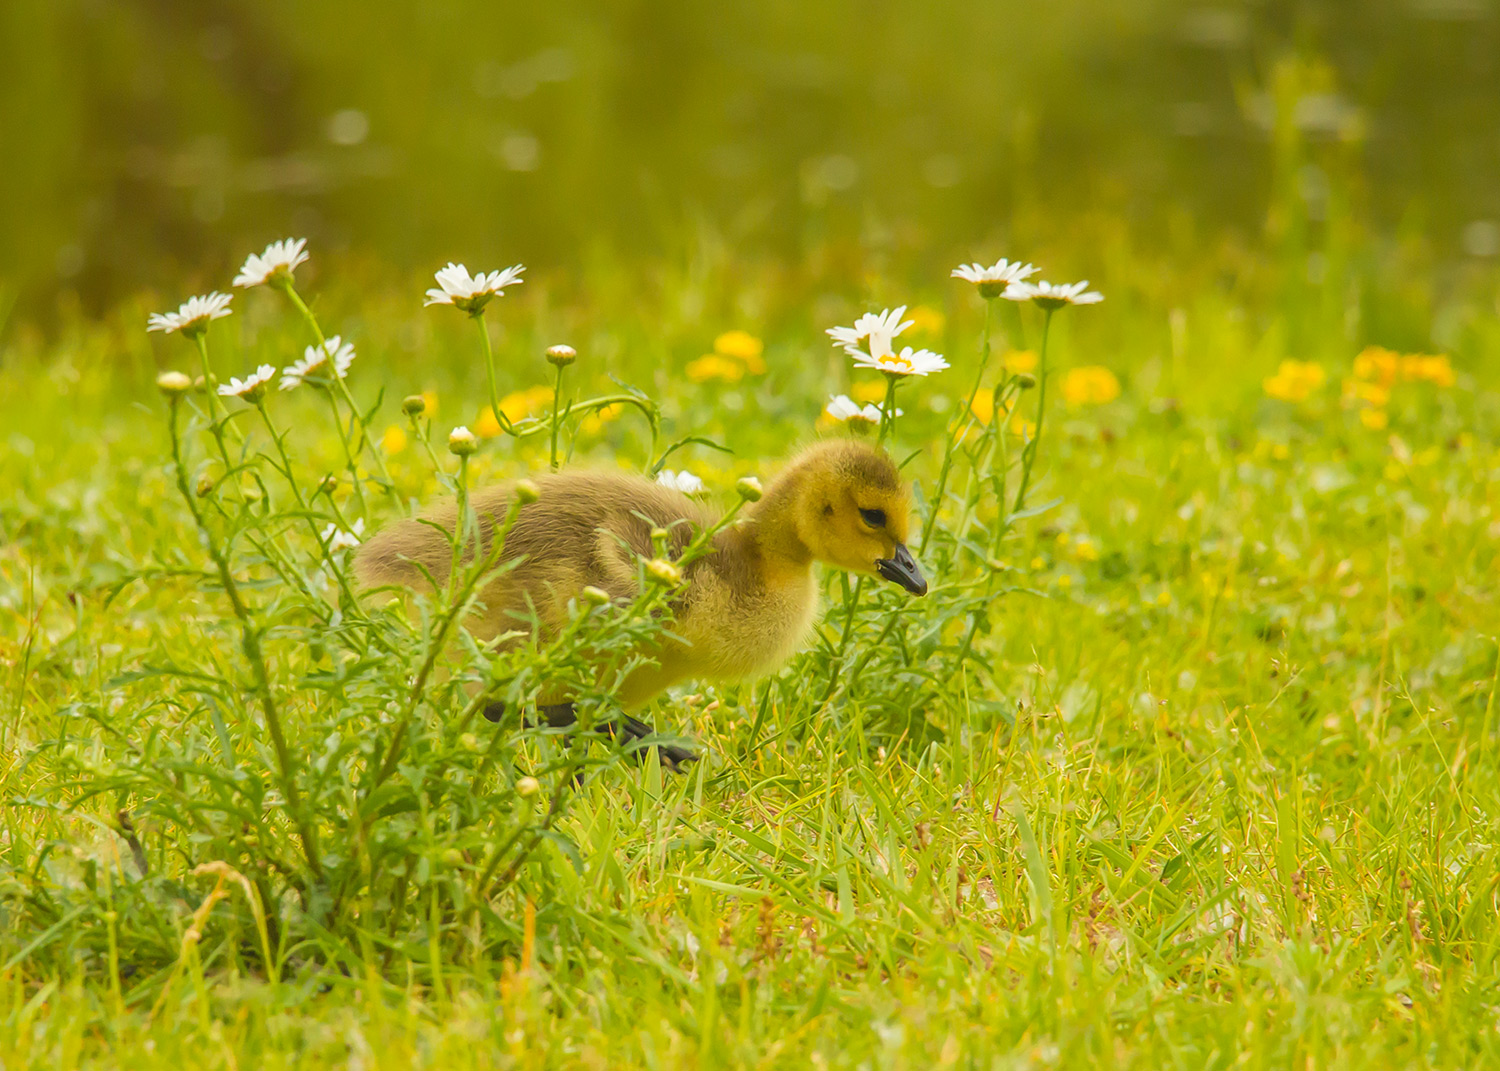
[{"x1": 3, "y1": 0, "x2": 1499, "y2": 317}]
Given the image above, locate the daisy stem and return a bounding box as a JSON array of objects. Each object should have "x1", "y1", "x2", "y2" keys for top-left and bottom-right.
[
  {"x1": 325, "y1": 388, "x2": 369, "y2": 515},
  {"x1": 877, "y1": 373, "x2": 899, "y2": 447},
  {"x1": 1013, "y1": 308, "x2": 1054, "y2": 513},
  {"x1": 164, "y1": 394, "x2": 322, "y2": 882},
  {"x1": 475, "y1": 312, "x2": 514, "y2": 437},
  {"x1": 921, "y1": 300, "x2": 993, "y2": 557},
  {"x1": 549, "y1": 363, "x2": 566, "y2": 471},
  {"x1": 255, "y1": 401, "x2": 365, "y2": 615},
  {"x1": 278, "y1": 279, "x2": 394, "y2": 497}
]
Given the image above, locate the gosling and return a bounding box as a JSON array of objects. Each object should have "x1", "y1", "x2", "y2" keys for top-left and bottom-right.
[{"x1": 354, "y1": 439, "x2": 927, "y2": 762}]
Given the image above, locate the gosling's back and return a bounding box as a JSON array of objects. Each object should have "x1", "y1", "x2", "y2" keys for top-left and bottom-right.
[{"x1": 355, "y1": 470, "x2": 717, "y2": 639}]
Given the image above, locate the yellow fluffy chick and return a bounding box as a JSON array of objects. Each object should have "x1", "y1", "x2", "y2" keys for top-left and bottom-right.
[{"x1": 354, "y1": 439, "x2": 927, "y2": 760}]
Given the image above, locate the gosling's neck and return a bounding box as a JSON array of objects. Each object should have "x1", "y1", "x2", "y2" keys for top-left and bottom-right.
[{"x1": 740, "y1": 467, "x2": 814, "y2": 573}]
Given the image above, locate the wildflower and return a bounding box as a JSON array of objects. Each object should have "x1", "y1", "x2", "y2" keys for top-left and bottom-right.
[
  {"x1": 849, "y1": 345, "x2": 949, "y2": 378},
  {"x1": 1344, "y1": 378, "x2": 1391, "y2": 407},
  {"x1": 686, "y1": 354, "x2": 745, "y2": 383},
  {"x1": 147, "y1": 292, "x2": 233, "y2": 336},
  {"x1": 546, "y1": 344, "x2": 577, "y2": 367},
  {"x1": 448, "y1": 426, "x2": 477, "y2": 456},
  {"x1": 320, "y1": 518, "x2": 364, "y2": 552},
  {"x1": 1263, "y1": 360, "x2": 1326, "y2": 402},
  {"x1": 656, "y1": 469, "x2": 706, "y2": 494},
  {"x1": 827, "y1": 306, "x2": 914, "y2": 357},
  {"x1": 1359, "y1": 408, "x2": 1389, "y2": 430},
  {"x1": 232, "y1": 238, "x2": 309, "y2": 289},
  {"x1": 713, "y1": 330, "x2": 766, "y2": 372},
  {"x1": 1005, "y1": 350, "x2": 1039, "y2": 373},
  {"x1": 1061, "y1": 365, "x2": 1121, "y2": 406},
  {"x1": 966, "y1": 391, "x2": 1004, "y2": 425},
  {"x1": 1074, "y1": 540, "x2": 1100, "y2": 562},
  {"x1": 423, "y1": 262, "x2": 524, "y2": 313},
  {"x1": 381, "y1": 425, "x2": 408, "y2": 455},
  {"x1": 156, "y1": 370, "x2": 193, "y2": 395},
  {"x1": 217, "y1": 364, "x2": 278, "y2": 402},
  {"x1": 279, "y1": 336, "x2": 355, "y2": 391},
  {"x1": 850, "y1": 380, "x2": 887, "y2": 404},
  {"x1": 1004, "y1": 280, "x2": 1104, "y2": 309},
  {"x1": 952, "y1": 258, "x2": 1039, "y2": 299},
  {"x1": 826, "y1": 394, "x2": 887, "y2": 428},
  {"x1": 401, "y1": 394, "x2": 427, "y2": 417},
  {"x1": 736, "y1": 476, "x2": 764, "y2": 502},
  {"x1": 516, "y1": 776, "x2": 541, "y2": 798}
]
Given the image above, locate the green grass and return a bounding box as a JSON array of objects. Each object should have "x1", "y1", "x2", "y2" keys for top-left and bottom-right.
[{"x1": 2, "y1": 227, "x2": 1499, "y2": 1070}]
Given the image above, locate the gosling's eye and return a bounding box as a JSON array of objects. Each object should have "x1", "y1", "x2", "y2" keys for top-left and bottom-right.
[{"x1": 859, "y1": 508, "x2": 887, "y2": 529}]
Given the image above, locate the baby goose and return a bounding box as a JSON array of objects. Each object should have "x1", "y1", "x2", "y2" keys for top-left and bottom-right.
[{"x1": 354, "y1": 439, "x2": 926, "y2": 759}]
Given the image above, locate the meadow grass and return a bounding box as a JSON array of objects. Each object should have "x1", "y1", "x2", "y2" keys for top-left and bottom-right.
[{"x1": 1, "y1": 230, "x2": 1498, "y2": 1070}]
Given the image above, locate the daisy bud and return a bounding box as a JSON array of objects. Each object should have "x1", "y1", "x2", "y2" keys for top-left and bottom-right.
[
  {"x1": 156, "y1": 370, "x2": 192, "y2": 395},
  {"x1": 646, "y1": 558, "x2": 683, "y2": 586},
  {"x1": 514, "y1": 479, "x2": 541, "y2": 504},
  {"x1": 583, "y1": 585, "x2": 612, "y2": 606},
  {"x1": 401, "y1": 394, "x2": 427, "y2": 417},
  {"x1": 736, "y1": 476, "x2": 764, "y2": 502},
  {"x1": 650, "y1": 526, "x2": 670, "y2": 543},
  {"x1": 320, "y1": 474, "x2": 340, "y2": 494},
  {"x1": 516, "y1": 775, "x2": 541, "y2": 798},
  {"x1": 448, "y1": 426, "x2": 478, "y2": 456},
  {"x1": 1015, "y1": 372, "x2": 1038, "y2": 390},
  {"x1": 196, "y1": 474, "x2": 215, "y2": 497},
  {"x1": 546, "y1": 344, "x2": 577, "y2": 368}
]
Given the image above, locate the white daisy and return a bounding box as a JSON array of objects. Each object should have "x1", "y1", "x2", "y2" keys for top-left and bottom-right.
[
  {"x1": 952, "y1": 258, "x2": 1039, "y2": 297},
  {"x1": 826, "y1": 306, "x2": 914, "y2": 355},
  {"x1": 423, "y1": 262, "x2": 525, "y2": 313},
  {"x1": 217, "y1": 364, "x2": 278, "y2": 401},
  {"x1": 320, "y1": 517, "x2": 364, "y2": 552},
  {"x1": 279, "y1": 335, "x2": 356, "y2": 391},
  {"x1": 825, "y1": 394, "x2": 888, "y2": 425},
  {"x1": 146, "y1": 292, "x2": 233, "y2": 336},
  {"x1": 849, "y1": 346, "x2": 949, "y2": 378},
  {"x1": 1003, "y1": 279, "x2": 1104, "y2": 309},
  {"x1": 233, "y1": 238, "x2": 310, "y2": 289},
  {"x1": 656, "y1": 469, "x2": 706, "y2": 494}
]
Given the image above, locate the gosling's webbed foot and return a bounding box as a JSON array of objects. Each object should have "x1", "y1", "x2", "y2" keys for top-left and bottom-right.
[{"x1": 537, "y1": 703, "x2": 698, "y2": 770}]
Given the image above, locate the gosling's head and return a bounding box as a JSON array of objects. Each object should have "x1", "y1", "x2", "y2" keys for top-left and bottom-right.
[{"x1": 782, "y1": 440, "x2": 927, "y2": 596}]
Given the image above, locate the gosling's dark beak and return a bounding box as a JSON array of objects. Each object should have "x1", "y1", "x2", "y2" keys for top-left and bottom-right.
[{"x1": 875, "y1": 543, "x2": 927, "y2": 596}]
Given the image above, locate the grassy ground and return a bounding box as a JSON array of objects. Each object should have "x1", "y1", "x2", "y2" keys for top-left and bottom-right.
[{"x1": 2, "y1": 232, "x2": 1499, "y2": 1069}]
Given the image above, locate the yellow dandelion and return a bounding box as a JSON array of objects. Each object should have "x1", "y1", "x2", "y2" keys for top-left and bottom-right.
[
  {"x1": 421, "y1": 389, "x2": 439, "y2": 415},
  {"x1": 1004, "y1": 350, "x2": 1039, "y2": 373},
  {"x1": 905, "y1": 305, "x2": 945, "y2": 336},
  {"x1": 381, "y1": 424, "x2": 408, "y2": 455},
  {"x1": 1407, "y1": 354, "x2": 1455, "y2": 387},
  {"x1": 1030, "y1": 556, "x2": 1046, "y2": 571},
  {"x1": 686, "y1": 354, "x2": 745, "y2": 383},
  {"x1": 1061, "y1": 365, "x2": 1121, "y2": 407},
  {"x1": 1353, "y1": 346, "x2": 1399, "y2": 386},
  {"x1": 850, "y1": 380, "x2": 887, "y2": 404},
  {"x1": 968, "y1": 389, "x2": 1004, "y2": 425},
  {"x1": 579, "y1": 402, "x2": 623, "y2": 436},
  {"x1": 1359, "y1": 407, "x2": 1389, "y2": 430},
  {"x1": 1262, "y1": 360, "x2": 1326, "y2": 402},
  {"x1": 713, "y1": 330, "x2": 766, "y2": 373},
  {"x1": 1074, "y1": 540, "x2": 1100, "y2": 562},
  {"x1": 1344, "y1": 378, "x2": 1390, "y2": 407}
]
